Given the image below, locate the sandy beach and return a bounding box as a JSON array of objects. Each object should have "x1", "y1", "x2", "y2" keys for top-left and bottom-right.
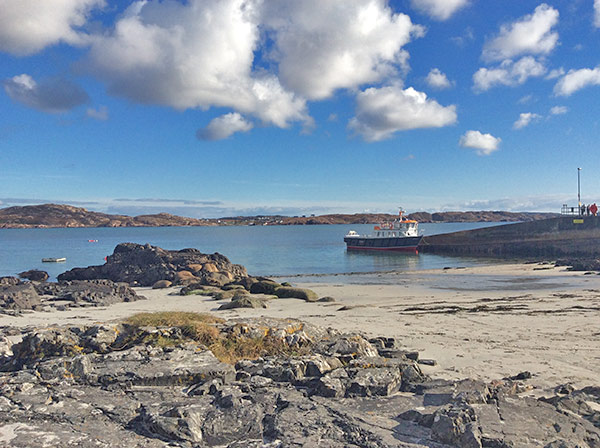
[{"x1": 2, "y1": 262, "x2": 599, "y2": 395}]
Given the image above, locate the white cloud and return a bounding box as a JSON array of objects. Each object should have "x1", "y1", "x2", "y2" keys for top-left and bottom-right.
[
  {"x1": 425, "y1": 68, "x2": 453, "y2": 89},
  {"x1": 410, "y1": 0, "x2": 469, "y2": 21},
  {"x1": 513, "y1": 112, "x2": 541, "y2": 130},
  {"x1": 348, "y1": 85, "x2": 457, "y2": 142},
  {"x1": 549, "y1": 105, "x2": 568, "y2": 115},
  {"x1": 459, "y1": 130, "x2": 501, "y2": 156},
  {"x1": 3, "y1": 74, "x2": 89, "y2": 113},
  {"x1": 595, "y1": 0, "x2": 600, "y2": 27},
  {"x1": 482, "y1": 3, "x2": 559, "y2": 62},
  {"x1": 86, "y1": 105, "x2": 108, "y2": 121},
  {"x1": 545, "y1": 67, "x2": 565, "y2": 80},
  {"x1": 263, "y1": 0, "x2": 424, "y2": 100},
  {"x1": 554, "y1": 66, "x2": 600, "y2": 96},
  {"x1": 84, "y1": 0, "x2": 308, "y2": 128},
  {"x1": 473, "y1": 56, "x2": 546, "y2": 91},
  {"x1": 518, "y1": 94, "x2": 534, "y2": 104},
  {"x1": 0, "y1": 0, "x2": 104, "y2": 56},
  {"x1": 197, "y1": 113, "x2": 253, "y2": 141}
]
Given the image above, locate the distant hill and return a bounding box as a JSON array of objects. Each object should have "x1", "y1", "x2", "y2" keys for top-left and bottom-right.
[
  {"x1": 0, "y1": 204, "x2": 214, "y2": 228},
  {"x1": 0, "y1": 204, "x2": 560, "y2": 229}
]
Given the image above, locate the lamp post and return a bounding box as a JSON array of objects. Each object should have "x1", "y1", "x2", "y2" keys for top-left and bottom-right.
[{"x1": 578, "y1": 167, "x2": 582, "y2": 215}]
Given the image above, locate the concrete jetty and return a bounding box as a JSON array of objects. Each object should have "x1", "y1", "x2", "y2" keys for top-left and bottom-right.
[{"x1": 419, "y1": 215, "x2": 600, "y2": 258}]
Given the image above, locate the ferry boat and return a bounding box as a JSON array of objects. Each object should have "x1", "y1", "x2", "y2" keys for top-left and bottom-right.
[{"x1": 344, "y1": 209, "x2": 423, "y2": 252}]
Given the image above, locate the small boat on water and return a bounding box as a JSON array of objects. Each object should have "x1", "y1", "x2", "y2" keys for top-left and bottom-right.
[
  {"x1": 42, "y1": 257, "x2": 67, "y2": 263},
  {"x1": 344, "y1": 209, "x2": 423, "y2": 252}
]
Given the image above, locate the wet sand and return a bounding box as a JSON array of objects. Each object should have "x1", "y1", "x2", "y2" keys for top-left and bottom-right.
[{"x1": 2, "y1": 262, "x2": 599, "y2": 394}]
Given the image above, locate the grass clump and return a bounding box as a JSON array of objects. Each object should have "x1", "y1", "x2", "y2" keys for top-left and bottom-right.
[
  {"x1": 123, "y1": 311, "x2": 311, "y2": 364},
  {"x1": 125, "y1": 312, "x2": 224, "y2": 345}
]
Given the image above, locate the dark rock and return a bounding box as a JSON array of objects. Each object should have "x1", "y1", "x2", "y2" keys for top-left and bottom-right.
[
  {"x1": 0, "y1": 282, "x2": 41, "y2": 311},
  {"x1": 58, "y1": 243, "x2": 247, "y2": 287},
  {"x1": 34, "y1": 279, "x2": 143, "y2": 307},
  {"x1": 318, "y1": 296, "x2": 336, "y2": 302},
  {"x1": 418, "y1": 358, "x2": 437, "y2": 366},
  {"x1": 17, "y1": 270, "x2": 49, "y2": 282}
]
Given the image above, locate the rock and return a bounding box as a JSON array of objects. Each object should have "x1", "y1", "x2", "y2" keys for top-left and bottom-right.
[
  {"x1": 174, "y1": 270, "x2": 195, "y2": 284},
  {"x1": 152, "y1": 279, "x2": 172, "y2": 289},
  {"x1": 58, "y1": 243, "x2": 248, "y2": 287},
  {"x1": 35, "y1": 279, "x2": 143, "y2": 307},
  {"x1": 1, "y1": 316, "x2": 600, "y2": 448},
  {"x1": 202, "y1": 262, "x2": 219, "y2": 273},
  {"x1": 0, "y1": 276, "x2": 20, "y2": 286},
  {"x1": 186, "y1": 263, "x2": 204, "y2": 272},
  {"x1": 431, "y1": 404, "x2": 482, "y2": 448},
  {"x1": 249, "y1": 280, "x2": 281, "y2": 295},
  {"x1": 0, "y1": 283, "x2": 41, "y2": 311},
  {"x1": 418, "y1": 358, "x2": 437, "y2": 366},
  {"x1": 274, "y1": 286, "x2": 318, "y2": 302},
  {"x1": 218, "y1": 296, "x2": 269, "y2": 310},
  {"x1": 318, "y1": 296, "x2": 336, "y2": 302},
  {"x1": 17, "y1": 270, "x2": 49, "y2": 282}
]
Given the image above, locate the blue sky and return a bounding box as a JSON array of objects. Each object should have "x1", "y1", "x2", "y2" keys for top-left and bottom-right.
[{"x1": 1, "y1": 0, "x2": 600, "y2": 218}]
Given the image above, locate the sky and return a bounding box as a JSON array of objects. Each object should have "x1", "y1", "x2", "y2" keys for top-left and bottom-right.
[{"x1": 1, "y1": 0, "x2": 600, "y2": 218}]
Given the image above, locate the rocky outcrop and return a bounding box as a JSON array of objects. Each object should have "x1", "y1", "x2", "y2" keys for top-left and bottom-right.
[
  {"x1": 0, "y1": 278, "x2": 144, "y2": 315},
  {"x1": 17, "y1": 270, "x2": 48, "y2": 282},
  {"x1": 58, "y1": 243, "x2": 248, "y2": 287},
  {"x1": 0, "y1": 316, "x2": 598, "y2": 447}
]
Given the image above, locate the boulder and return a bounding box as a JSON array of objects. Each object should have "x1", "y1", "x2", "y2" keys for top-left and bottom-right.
[
  {"x1": 58, "y1": 243, "x2": 248, "y2": 287},
  {"x1": 0, "y1": 283, "x2": 41, "y2": 311},
  {"x1": 18, "y1": 270, "x2": 49, "y2": 282},
  {"x1": 274, "y1": 286, "x2": 318, "y2": 302},
  {"x1": 152, "y1": 280, "x2": 173, "y2": 289},
  {"x1": 175, "y1": 270, "x2": 196, "y2": 284},
  {"x1": 249, "y1": 280, "x2": 281, "y2": 295},
  {"x1": 218, "y1": 296, "x2": 268, "y2": 310}
]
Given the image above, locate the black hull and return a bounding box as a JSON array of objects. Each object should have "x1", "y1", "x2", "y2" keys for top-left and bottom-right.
[{"x1": 344, "y1": 235, "x2": 423, "y2": 251}]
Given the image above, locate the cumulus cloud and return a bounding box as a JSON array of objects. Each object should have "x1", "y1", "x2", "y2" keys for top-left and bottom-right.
[
  {"x1": 86, "y1": 105, "x2": 108, "y2": 120},
  {"x1": 80, "y1": 0, "x2": 425, "y2": 132},
  {"x1": 459, "y1": 130, "x2": 501, "y2": 156},
  {"x1": 513, "y1": 112, "x2": 541, "y2": 130},
  {"x1": 425, "y1": 68, "x2": 453, "y2": 89},
  {"x1": 197, "y1": 113, "x2": 253, "y2": 141},
  {"x1": 550, "y1": 105, "x2": 568, "y2": 115},
  {"x1": 263, "y1": 0, "x2": 424, "y2": 100},
  {"x1": 473, "y1": 56, "x2": 546, "y2": 91},
  {"x1": 595, "y1": 0, "x2": 600, "y2": 27},
  {"x1": 348, "y1": 85, "x2": 457, "y2": 142},
  {"x1": 3, "y1": 74, "x2": 89, "y2": 113},
  {"x1": 409, "y1": 0, "x2": 469, "y2": 21},
  {"x1": 554, "y1": 66, "x2": 600, "y2": 96},
  {"x1": 83, "y1": 0, "x2": 308, "y2": 128},
  {"x1": 0, "y1": 0, "x2": 104, "y2": 56},
  {"x1": 482, "y1": 4, "x2": 559, "y2": 62}
]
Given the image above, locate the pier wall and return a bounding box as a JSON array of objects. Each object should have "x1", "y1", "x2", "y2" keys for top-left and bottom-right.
[{"x1": 419, "y1": 216, "x2": 600, "y2": 258}]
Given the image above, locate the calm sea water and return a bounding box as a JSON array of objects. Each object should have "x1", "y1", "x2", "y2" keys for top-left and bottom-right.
[{"x1": 0, "y1": 222, "x2": 506, "y2": 280}]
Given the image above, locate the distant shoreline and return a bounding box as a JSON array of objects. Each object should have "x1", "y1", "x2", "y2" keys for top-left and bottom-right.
[{"x1": 0, "y1": 203, "x2": 559, "y2": 229}]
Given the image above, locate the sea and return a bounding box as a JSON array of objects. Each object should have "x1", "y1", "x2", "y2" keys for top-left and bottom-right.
[{"x1": 0, "y1": 222, "x2": 507, "y2": 281}]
